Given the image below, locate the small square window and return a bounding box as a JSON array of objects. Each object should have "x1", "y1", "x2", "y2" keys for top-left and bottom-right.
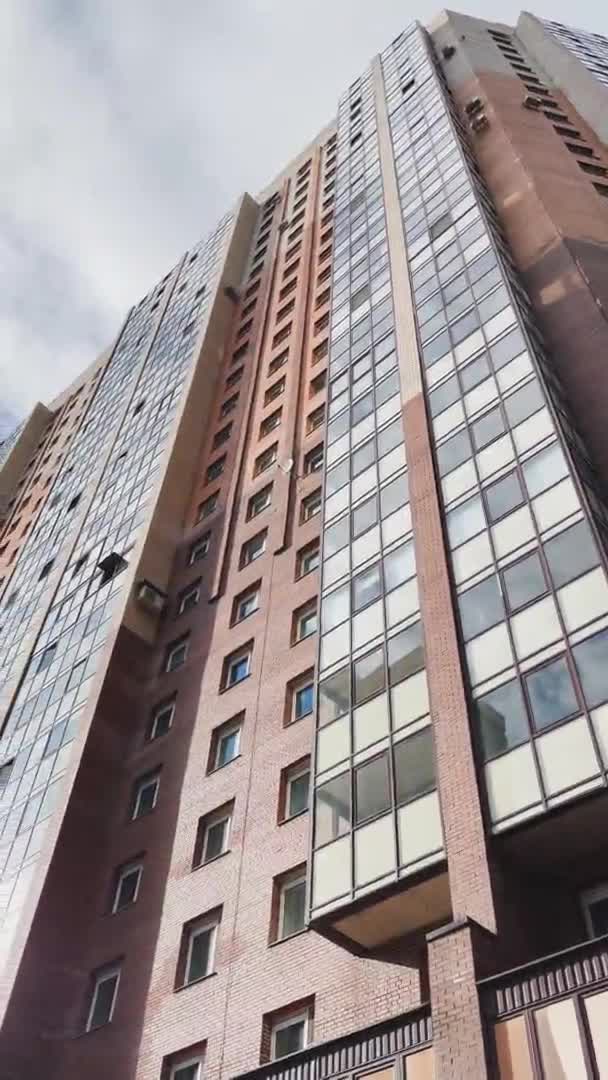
[
  {"x1": 247, "y1": 484, "x2": 272, "y2": 520},
  {"x1": 179, "y1": 913, "x2": 220, "y2": 986},
  {"x1": 222, "y1": 646, "x2": 252, "y2": 690},
  {"x1": 394, "y1": 728, "x2": 435, "y2": 805},
  {"x1": 194, "y1": 802, "x2": 233, "y2": 866},
  {"x1": 304, "y1": 445, "x2": 324, "y2": 474},
  {"x1": 269, "y1": 351, "x2": 288, "y2": 376},
  {"x1": 112, "y1": 861, "x2": 142, "y2": 913},
  {"x1": 306, "y1": 406, "x2": 325, "y2": 433},
  {"x1": 131, "y1": 771, "x2": 160, "y2": 819},
  {"x1": 293, "y1": 601, "x2": 317, "y2": 642},
  {"x1": 165, "y1": 635, "x2": 190, "y2": 672},
  {"x1": 525, "y1": 656, "x2": 578, "y2": 731},
  {"x1": 197, "y1": 493, "x2": 218, "y2": 522},
  {"x1": 581, "y1": 883, "x2": 608, "y2": 938},
  {"x1": 502, "y1": 551, "x2": 547, "y2": 611},
  {"x1": 220, "y1": 393, "x2": 239, "y2": 418},
  {"x1": 269, "y1": 1006, "x2": 313, "y2": 1060},
  {"x1": 178, "y1": 582, "x2": 201, "y2": 615},
  {"x1": 284, "y1": 762, "x2": 310, "y2": 820},
  {"x1": 189, "y1": 533, "x2": 210, "y2": 565},
  {"x1": 240, "y1": 530, "x2": 267, "y2": 567},
  {"x1": 265, "y1": 378, "x2": 286, "y2": 406},
  {"x1": 275, "y1": 869, "x2": 307, "y2": 940},
  {"x1": 300, "y1": 489, "x2": 321, "y2": 523},
  {"x1": 209, "y1": 717, "x2": 243, "y2": 771},
  {"x1": 86, "y1": 966, "x2": 120, "y2": 1032},
  {"x1": 254, "y1": 444, "x2": 278, "y2": 476},
  {"x1": 296, "y1": 542, "x2": 319, "y2": 578},
  {"x1": 212, "y1": 423, "x2": 232, "y2": 450},
  {"x1": 292, "y1": 680, "x2": 314, "y2": 723},
  {"x1": 260, "y1": 409, "x2": 282, "y2": 438},
  {"x1": 205, "y1": 456, "x2": 225, "y2": 483},
  {"x1": 148, "y1": 697, "x2": 175, "y2": 741},
  {"x1": 232, "y1": 584, "x2": 260, "y2": 623}
]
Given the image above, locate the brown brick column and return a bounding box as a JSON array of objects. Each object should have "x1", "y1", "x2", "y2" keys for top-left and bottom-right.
[{"x1": 427, "y1": 921, "x2": 490, "y2": 1080}]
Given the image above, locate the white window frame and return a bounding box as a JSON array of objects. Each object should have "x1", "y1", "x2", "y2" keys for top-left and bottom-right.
[
  {"x1": 298, "y1": 545, "x2": 319, "y2": 577},
  {"x1": 301, "y1": 491, "x2": 321, "y2": 522},
  {"x1": 242, "y1": 532, "x2": 266, "y2": 565},
  {"x1": 132, "y1": 773, "x2": 160, "y2": 819},
  {"x1": 235, "y1": 587, "x2": 259, "y2": 623},
  {"x1": 149, "y1": 698, "x2": 175, "y2": 741},
  {"x1": 278, "y1": 872, "x2": 307, "y2": 940},
  {"x1": 170, "y1": 1060, "x2": 202, "y2": 1080},
  {"x1": 201, "y1": 807, "x2": 232, "y2": 863},
  {"x1": 248, "y1": 485, "x2": 272, "y2": 519},
  {"x1": 271, "y1": 1010, "x2": 311, "y2": 1060},
  {"x1": 295, "y1": 605, "x2": 317, "y2": 642},
  {"x1": 189, "y1": 535, "x2": 210, "y2": 565},
  {"x1": 226, "y1": 649, "x2": 251, "y2": 688},
  {"x1": 214, "y1": 722, "x2": 241, "y2": 769},
  {"x1": 165, "y1": 637, "x2": 189, "y2": 672},
  {"x1": 581, "y1": 882, "x2": 608, "y2": 938},
  {"x1": 285, "y1": 764, "x2": 310, "y2": 819},
  {"x1": 86, "y1": 966, "x2": 121, "y2": 1032},
  {"x1": 184, "y1": 917, "x2": 218, "y2": 985},
  {"x1": 179, "y1": 583, "x2": 200, "y2": 615},
  {"x1": 112, "y1": 861, "x2": 143, "y2": 913},
  {"x1": 293, "y1": 682, "x2": 314, "y2": 723}
]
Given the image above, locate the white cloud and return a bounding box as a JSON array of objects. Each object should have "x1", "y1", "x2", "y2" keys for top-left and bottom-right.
[{"x1": 2, "y1": 0, "x2": 607, "y2": 416}]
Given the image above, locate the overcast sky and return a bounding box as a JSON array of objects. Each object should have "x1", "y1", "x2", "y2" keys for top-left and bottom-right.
[{"x1": 2, "y1": 0, "x2": 607, "y2": 420}]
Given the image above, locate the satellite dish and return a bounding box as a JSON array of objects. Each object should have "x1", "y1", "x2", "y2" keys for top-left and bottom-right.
[{"x1": 279, "y1": 458, "x2": 294, "y2": 474}]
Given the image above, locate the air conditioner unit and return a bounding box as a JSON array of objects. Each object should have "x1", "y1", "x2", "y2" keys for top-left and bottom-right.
[
  {"x1": 136, "y1": 579, "x2": 167, "y2": 616},
  {"x1": 442, "y1": 45, "x2": 456, "y2": 59},
  {"x1": 465, "y1": 96, "x2": 483, "y2": 115},
  {"x1": 471, "y1": 113, "x2": 489, "y2": 132},
  {"x1": 523, "y1": 94, "x2": 543, "y2": 109}
]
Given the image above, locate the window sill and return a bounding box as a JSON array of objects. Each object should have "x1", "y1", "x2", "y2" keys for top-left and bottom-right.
[
  {"x1": 269, "y1": 928, "x2": 308, "y2": 949},
  {"x1": 278, "y1": 808, "x2": 309, "y2": 826},
  {"x1": 175, "y1": 970, "x2": 217, "y2": 994},
  {"x1": 219, "y1": 673, "x2": 251, "y2": 695},
  {"x1": 207, "y1": 753, "x2": 242, "y2": 775},
  {"x1": 193, "y1": 848, "x2": 231, "y2": 871}
]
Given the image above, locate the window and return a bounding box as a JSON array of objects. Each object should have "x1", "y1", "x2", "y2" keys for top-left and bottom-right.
[
  {"x1": 307, "y1": 406, "x2": 325, "y2": 433},
  {"x1": 240, "y1": 530, "x2": 266, "y2": 567},
  {"x1": 579, "y1": 161, "x2": 608, "y2": 177},
  {"x1": 165, "y1": 635, "x2": 190, "y2": 672},
  {"x1": 254, "y1": 443, "x2": 277, "y2": 476},
  {"x1": 178, "y1": 582, "x2": 201, "y2": 615},
  {"x1": 581, "y1": 883, "x2": 608, "y2": 938},
  {"x1": 476, "y1": 678, "x2": 529, "y2": 761},
  {"x1": 220, "y1": 393, "x2": 239, "y2": 417},
  {"x1": 148, "y1": 697, "x2": 175, "y2": 740},
  {"x1": 205, "y1": 457, "x2": 225, "y2": 483},
  {"x1": 315, "y1": 772, "x2": 350, "y2": 845},
  {"x1": 300, "y1": 489, "x2": 321, "y2": 522},
  {"x1": 276, "y1": 869, "x2": 307, "y2": 939},
  {"x1": 296, "y1": 541, "x2": 319, "y2": 578},
  {"x1": 209, "y1": 716, "x2": 243, "y2": 770},
  {"x1": 222, "y1": 646, "x2": 252, "y2": 690},
  {"x1": 181, "y1": 913, "x2": 220, "y2": 986},
  {"x1": 292, "y1": 680, "x2": 314, "y2": 722},
  {"x1": 189, "y1": 533, "x2": 210, "y2": 565},
  {"x1": 525, "y1": 656, "x2": 578, "y2": 731},
  {"x1": 132, "y1": 771, "x2": 160, "y2": 819},
  {"x1": 197, "y1": 493, "x2": 218, "y2": 521},
  {"x1": 232, "y1": 584, "x2": 260, "y2": 623},
  {"x1": 271, "y1": 1010, "x2": 311, "y2": 1060},
  {"x1": 354, "y1": 646, "x2": 385, "y2": 705},
  {"x1": 212, "y1": 423, "x2": 232, "y2": 450},
  {"x1": 36, "y1": 642, "x2": 57, "y2": 674},
  {"x1": 394, "y1": 728, "x2": 435, "y2": 804},
  {"x1": 293, "y1": 601, "x2": 317, "y2": 642},
  {"x1": 284, "y1": 761, "x2": 310, "y2": 819},
  {"x1": 225, "y1": 367, "x2": 243, "y2": 390},
  {"x1": 355, "y1": 753, "x2": 391, "y2": 823},
  {"x1": 544, "y1": 520, "x2": 598, "y2": 588},
  {"x1": 247, "y1": 484, "x2": 272, "y2": 519},
  {"x1": 260, "y1": 409, "x2": 282, "y2": 437},
  {"x1": 112, "y1": 861, "x2": 142, "y2": 913},
  {"x1": 304, "y1": 444, "x2": 323, "y2": 474},
  {"x1": 194, "y1": 802, "x2": 233, "y2": 865},
  {"x1": 458, "y1": 575, "x2": 504, "y2": 640},
  {"x1": 502, "y1": 552, "x2": 546, "y2": 611},
  {"x1": 310, "y1": 372, "x2": 327, "y2": 397},
  {"x1": 86, "y1": 966, "x2": 120, "y2": 1032},
  {"x1": 269, "y1": 351, "x2": 288, "y2": 376},
  {"x1": 169, "y1": 1061, "x2": 202, "y2": 1080},
  {"x1": 484, "y1": 470, "x2": 524, "y2": 523},
  {"x1": 265, "y1": 378, "x2": 285, "y2": 406}
]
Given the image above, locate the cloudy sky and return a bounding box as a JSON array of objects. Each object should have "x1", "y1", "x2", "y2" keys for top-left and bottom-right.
[{"x1": 2, "y1": 0, "x2": 607, "y2": 421}]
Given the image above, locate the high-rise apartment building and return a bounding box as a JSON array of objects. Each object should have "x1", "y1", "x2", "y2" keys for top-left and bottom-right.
[{"x1": 2, "y1": 9, "x2": 608, "y2": 1078}]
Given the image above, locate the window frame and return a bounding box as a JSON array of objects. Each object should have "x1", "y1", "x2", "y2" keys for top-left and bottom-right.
[
  {"x1": 148, "y1": 697, "x2": 175, "y2": 741},
  {"x1": 183, "y1": 915, "x2": 219, "y2": 987},
  {"x1": 271, "y1": 1010, "x2": 311, "y2": 1061},
  {"x1": 277, "y1": 869, "x2": 307, "y2": 941},
  {"x1": 297, "y1": 541, "x2": 319, "y2": 579},
  {"x1": 189, "y1": 533, "x2": 210, "y2": 566},
  {"x1": 112, "y1": 860, "x2": 143, "y2": 913},
  {"x1": 131, "y1": 771, "x2": 160, "y2": 819},
  {"x1": 85, "y1": 966, "x2": 121, "y2": 1032},
  {"x1": 178, "y1": 582, "x2": 201, "y2": 616},
  {"x1": 170, "y1": 1060, "x2": 202, "y2": 1080},
  {"x1": 581, "y1": 882, "x2": 608, "y2": 939},
  {"x1": 210, "y1": 718, "x2": 243, "y2": 771},
  {"x1": 247, "y1": 484, "x2": 273, "y2": 520},
  {"x1": 195, "y1": 803, "x2": 233, "y2": 866},
  {"x1": 300, "y1": 489, "x2": 322, "y2": 523},
  {"x1": 240, "y1": 530, "x2": 267, "y2": 567},
  {"x1": 293, "y1": 601, "x2": 318, "y2": 643},
  {"x1": 165, "y1": 635, "x2": 190, "y2": 673},
  {"x1": 232, "y1": 584, "x2": 260, "y2": 624},
  {"x1": 285, "y1": 762, "x2": 310, "y2": 821}
]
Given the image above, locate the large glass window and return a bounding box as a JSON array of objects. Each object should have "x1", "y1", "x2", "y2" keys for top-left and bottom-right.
[
  {"x1": 354, "y1": 646, "x2": 385, "y2": 704},
  {"x1": 318, "y1": 666, "x2": 350, "y2": 726},
  {"x1": 394, "y1": 728, "x2": 435, "y2": 804},
  {"x1": 544, "y1": 520, "x2": 598, "y2": 588},
  {"x1": 315, "y1": 772, "x2": 351, "y2": 846},
  {"x1": 355, "y1": 753, "x2": 391, "y2": 823},
  {"x1": 525, "y1": 657, "x2": 579, "y2": 731},
  {"x1": 502, "y1": 552, "x2": 546, "y2": 611},
  {"x1": 573, "y1": 629, "x2": 608, "y2": 709},
  {"x1": 475, "y1": 678, "x2": 529, "y2": 761}
]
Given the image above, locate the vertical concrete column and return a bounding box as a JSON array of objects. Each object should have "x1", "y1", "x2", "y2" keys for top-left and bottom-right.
[
  {"x1": 427, "y1": 921, "x2": 490, "y2": 1079},
  {"x1": 371, "y1": 56, "x2": 497, "y2": 935}
]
